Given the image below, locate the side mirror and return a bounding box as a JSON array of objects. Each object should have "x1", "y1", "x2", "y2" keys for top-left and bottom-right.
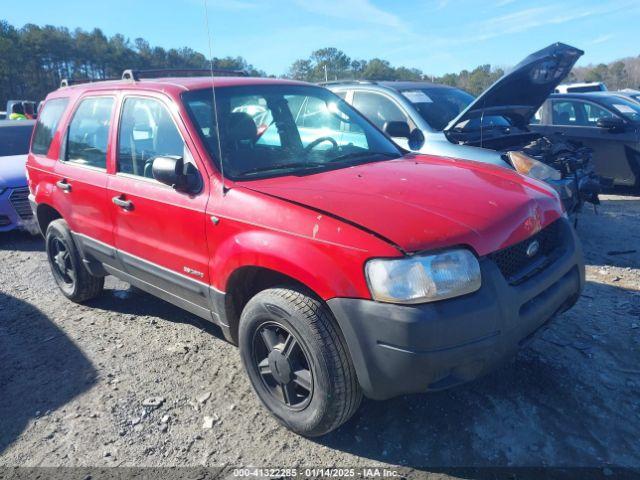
[
  {"x1": 408, "y1": 128, "x2": 425, "y2": 150},
  {"x1": 152, "y1": 156, "x2": 201, "y2": 193},
  {"x1": 383, "y1": 121, "x2": 411, "y2": 139},
  {"x1": 596, "y1": 117, "x2": 625, "y2": 133}
]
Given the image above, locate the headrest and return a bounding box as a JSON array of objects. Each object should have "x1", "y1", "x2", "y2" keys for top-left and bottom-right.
[{"x1": 225, "y1": 112, "x2": 258, "y2": 143}]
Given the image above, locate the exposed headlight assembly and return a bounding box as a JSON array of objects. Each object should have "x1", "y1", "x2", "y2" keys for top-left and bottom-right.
[
  {"x1": 365, "y1": 249, "x2": 481, "y2": 304},
  {"x1": 507, "y1": 151, "x2": 561, "y2": 181}
]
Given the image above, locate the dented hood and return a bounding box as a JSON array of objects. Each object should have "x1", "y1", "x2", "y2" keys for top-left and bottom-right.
[
  {"x1": 445, "y1": 43, "x2": 584, "y2": 130},
  {"x1": 240, "y1": 155, "x2": 563, "y2": 255}
]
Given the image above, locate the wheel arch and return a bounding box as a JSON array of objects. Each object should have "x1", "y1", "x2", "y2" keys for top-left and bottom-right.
[
  {"x1": 221, "y1": 265, "x2": 322, "y2": 345},
  {"x1": 35, "y1": 202, "x2": 62, "y2": 236}
]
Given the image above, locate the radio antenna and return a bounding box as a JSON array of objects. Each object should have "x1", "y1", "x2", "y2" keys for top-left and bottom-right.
[{"x1": 203, "y1": 0, "x2": 228, "y2": 195}]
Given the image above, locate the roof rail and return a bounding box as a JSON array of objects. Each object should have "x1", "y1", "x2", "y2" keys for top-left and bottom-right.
[
  {"x1": 318, "y1": 80, "x2": 377, "y2": 86},
  {"x1": 59, "y1": 76, "x2": 120, "y2": 88},
  {"x1": 121, "y1": 68, "x2": 248, "y2": 81}
]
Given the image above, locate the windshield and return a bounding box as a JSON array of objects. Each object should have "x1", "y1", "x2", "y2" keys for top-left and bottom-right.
[
  {"x1": 602, "y1": 96, "x2": 640, "y2": 122},
  {"x1": 0, "y1": 123, "x2": 34, "y2": 156},
  {"x1": 400, "y1": 87, "x2": 475, "y2": 131},
  {"x1": 182, "y1": 85, "x2": 401, "y2": 180}
]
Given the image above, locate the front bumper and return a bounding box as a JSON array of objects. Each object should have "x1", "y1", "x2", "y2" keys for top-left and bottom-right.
[
  {"x1": 0, "y1": 186, "x2": 34, "y2": 232},
  {"x1": 328, "y1": 218, "x2": 585, "y2": 400}
]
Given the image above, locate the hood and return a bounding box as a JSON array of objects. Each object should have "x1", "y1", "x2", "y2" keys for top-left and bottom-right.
[
  {"x1": 445, "y1": 43, "x2": 583, "y2": 131},
  {"x1": 0, "y1": 155, "x2": 28, "y2": 188},
  {"x1": 240, "y1": 155, "x2": 563, "y2": 255}
]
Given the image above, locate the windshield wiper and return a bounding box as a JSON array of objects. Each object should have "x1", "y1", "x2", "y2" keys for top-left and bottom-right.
[
  {"x1": 238, "y1": 162, "x2": 327, "y2": 177},
  {"x1": 327, "y1": 151, "x2": 399, "y2": 163}
]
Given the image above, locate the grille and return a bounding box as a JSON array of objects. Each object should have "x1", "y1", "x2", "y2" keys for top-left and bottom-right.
[
  {"x1": 9, "y1": 187, "x2": 33, "y2": 220},
  {"x1": 489, "y1": 220, "x2": 562, "y2": 284}
]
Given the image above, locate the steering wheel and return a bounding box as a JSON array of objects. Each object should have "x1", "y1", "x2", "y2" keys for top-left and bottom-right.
[{"x1": 304, "y1": 136, "x2": 338, "y2": 152}]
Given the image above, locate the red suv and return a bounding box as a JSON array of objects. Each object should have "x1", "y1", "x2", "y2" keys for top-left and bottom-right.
[{"x1": 27, "y1": 70, "x2": 585, "y2": 436}]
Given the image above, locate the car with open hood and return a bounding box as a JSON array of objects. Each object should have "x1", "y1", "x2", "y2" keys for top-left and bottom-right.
[
  {"x1": 531, "y1": 91, "x2": 640, "y2": 190},
  {"x1": 27, "y1": 70, "x2": 585, "y2": 436},
  {"x1": 325, "y1": 43, "x2": 600, "y2": 215}
]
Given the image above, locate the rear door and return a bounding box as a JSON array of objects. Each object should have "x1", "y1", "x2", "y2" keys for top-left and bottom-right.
[
  {"x1": 53, "y1": 95, "x2": 116, "y2": 255},
  {"x1": 106, "y1": 93, "x2": 212, "y2": 318},
  {"x1": 531, "y1": 98, "x2": 640, "y2": 186}
]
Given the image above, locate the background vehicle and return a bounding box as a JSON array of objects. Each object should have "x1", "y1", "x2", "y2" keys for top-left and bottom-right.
[
  {"x1": 532, "y1": 92, "x2": 640, "y2": 189},
  {"x1": 6, "y1": 100, "x2": 38, "y2": 120},
  {"x1": 555, "y1": 82, "x2": 607, "y2": 93},
  {"x1": 0, "y1": 119, "x2": 36, "y2": 232},
  {"x1": 611, "y1": 89, "x2": 640, "y2": 105},
  {"x1": 325, "y1": 43, "x2": 600, "y2": 215},
  {"x1": 28, "y1": 71, "x2": 584, "y2": 436}
]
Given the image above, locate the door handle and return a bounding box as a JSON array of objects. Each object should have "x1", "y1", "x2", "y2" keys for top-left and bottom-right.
[
  {"x1": 112, "y1": 195, "x2": 133, "y2": 211},
  {"x1": 56, "y1": 179, "x2": 71, "y2": 192}
]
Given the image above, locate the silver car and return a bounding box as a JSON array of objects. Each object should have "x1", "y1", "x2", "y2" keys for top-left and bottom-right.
[{"x1": 325, "y1": 43, "x2": 599, "y2": 214}]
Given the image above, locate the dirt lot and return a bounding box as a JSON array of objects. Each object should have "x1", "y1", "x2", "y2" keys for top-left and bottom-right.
[{"x1": 1, "y1": 195, "x2": 639, "y2": 475}]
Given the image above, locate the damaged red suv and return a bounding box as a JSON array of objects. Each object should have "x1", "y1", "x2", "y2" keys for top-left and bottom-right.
[{"x1": 27, "y1": 70, "x2": 585, "y2": 436}]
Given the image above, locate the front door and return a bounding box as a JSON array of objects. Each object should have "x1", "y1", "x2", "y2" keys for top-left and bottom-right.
[{"x1": 107, "y1": 94, "x2": 212, "y2": 319}]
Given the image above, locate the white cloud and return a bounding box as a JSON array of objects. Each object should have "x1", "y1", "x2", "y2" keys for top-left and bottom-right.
[
  {"x1": 466, "y1": 1, "x2": 637, "y2": 43},
  {"x1": 589, "y1": 33, "x2": 614, "y2": 45},
  {"x1": 291, "y1": 0, "x2": 403, "y2": 29}
]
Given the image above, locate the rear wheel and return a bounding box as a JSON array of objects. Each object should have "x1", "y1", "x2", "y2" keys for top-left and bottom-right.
[
  {"x1": 45, "y1": 219, "x2": 104, "y2": 303},
  {"x1": 239, "y1": 287, "x2": 362, "y2": 437}
]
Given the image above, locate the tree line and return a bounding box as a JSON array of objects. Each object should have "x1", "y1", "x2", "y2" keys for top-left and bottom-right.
[
  {"x1": 2, "y1": 20, "x2": 640, "y2": 108},
  {"x1": 0, "y1": 21, "x2": 265, "y2": 107}
]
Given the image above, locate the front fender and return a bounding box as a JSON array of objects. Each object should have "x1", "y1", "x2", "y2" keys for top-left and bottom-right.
[{"x1": 211, "y1": 228, "x2": 372, "y2": 299}]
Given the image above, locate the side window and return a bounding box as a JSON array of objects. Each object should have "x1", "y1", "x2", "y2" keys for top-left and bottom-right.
[
  {"x1": 32, "y1": 98, "x2": 69, "y2": 155},
  {"x1": 352, "y1": 91, "x2": 409, "y2": 130},
  {"x1": 333, "y1": 91, "x2": 348, "y2": 100},
  {"x1": 118, "y1": 97, "x2": 186, "y2": 178},
  {"x1": 583, "y1": 103, "x2": 615, "y2": 125},
  {"x1": 551, "y1": 100, "x2": 578, "y2": 126},
  {"x1": 66, "y1": 97, "x2": 114, "y2": 168}
]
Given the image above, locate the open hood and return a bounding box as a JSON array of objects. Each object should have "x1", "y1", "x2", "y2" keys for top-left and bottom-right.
[{"x1": 445, "y1": 43, "x2": 583, "y2": 131}]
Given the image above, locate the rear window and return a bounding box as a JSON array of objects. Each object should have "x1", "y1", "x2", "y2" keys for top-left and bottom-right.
[
  {"x1": 32, "y1": 98, "x2": 69, "y2": 155},
  {"x1": 65, "y1": 97, "x2": 114, "y2": 169}
]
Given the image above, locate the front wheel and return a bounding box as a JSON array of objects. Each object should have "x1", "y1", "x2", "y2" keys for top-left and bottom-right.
[
  {"x1": 45, "y1": 219, "x2": 104, "y2": 303},
  {"x1": 239, "y1": 287, "x2": 362, "y2": 436}
]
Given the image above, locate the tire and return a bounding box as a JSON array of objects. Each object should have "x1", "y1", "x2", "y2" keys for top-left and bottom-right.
[
  {"x1": 239, "y1": 287, "x2": 362, "y2": 437},
  {"x1": 45, "y1": 219, "x2": 104, "y2": 303}
]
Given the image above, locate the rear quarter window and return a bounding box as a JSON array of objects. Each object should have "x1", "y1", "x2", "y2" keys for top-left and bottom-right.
[{"x1": 31, "y1": 98, "x2": 69, "y2": 155}]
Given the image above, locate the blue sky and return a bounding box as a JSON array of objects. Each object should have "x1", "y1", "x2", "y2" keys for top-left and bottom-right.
[{"x1": 4, "y1": 0, "x2": 640, "y2": 75}]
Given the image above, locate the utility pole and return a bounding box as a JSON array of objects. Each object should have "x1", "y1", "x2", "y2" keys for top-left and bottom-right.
[{"x1": 324, "y1": 64, "x2": 328, "y2": 82}]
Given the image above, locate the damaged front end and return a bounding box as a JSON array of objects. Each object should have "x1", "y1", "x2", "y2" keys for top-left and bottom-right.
[{"x1": 506, "y1": 134, "x2": 601, "y2": 216}]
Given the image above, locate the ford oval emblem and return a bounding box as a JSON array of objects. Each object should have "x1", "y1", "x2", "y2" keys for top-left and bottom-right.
[{"x1": 526, "y1": 240, "x2": 540, "y2": 258}]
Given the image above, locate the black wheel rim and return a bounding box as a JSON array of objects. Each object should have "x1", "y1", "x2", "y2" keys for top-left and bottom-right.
[
  {"x1": 48, "y1": 236, "x2": 75, "y2": 286},
  {"x1": 251, "y1": 322, "x2": 313, "y2": 410}
]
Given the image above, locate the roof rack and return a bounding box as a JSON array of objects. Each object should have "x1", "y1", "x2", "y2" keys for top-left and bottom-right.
[
  {"x1": 318, "y1": 80, "x2": 377, "y2": 86},
  {"x1": 60, "y1": 76, "x2": 120, "y2": 88},
  {"x1": 121, "y1": 68, "x2": 248, "y2": 81}
]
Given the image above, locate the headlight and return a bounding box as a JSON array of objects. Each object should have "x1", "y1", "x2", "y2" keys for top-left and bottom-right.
[
  {"x1": 365, "y1": 249, "x2": 481, "y2": 304},
  {"x1": 0, "y1": 188, "x2": 6, "y2": 196},
  {"x1": 507, "y1": 151, "x2": 561, "y2": 181}
]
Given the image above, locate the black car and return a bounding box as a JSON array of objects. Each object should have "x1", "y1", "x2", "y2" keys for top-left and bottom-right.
[{"x1": 531, "y1": 92, "x2": 640, "y2": 190}]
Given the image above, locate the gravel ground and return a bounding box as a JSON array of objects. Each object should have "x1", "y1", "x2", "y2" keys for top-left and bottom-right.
[{"x1": 0, "y1": 194, "x2": 639, "y2": 475}]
